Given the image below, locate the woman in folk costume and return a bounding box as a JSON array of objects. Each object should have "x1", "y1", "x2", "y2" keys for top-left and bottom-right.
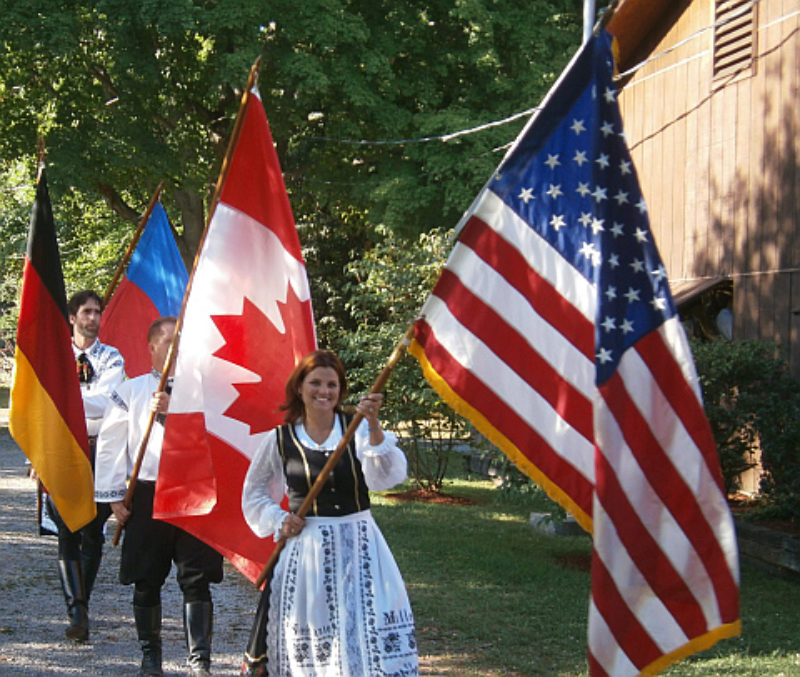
[{"x1": 240, "y1": 349, "x2": 418, "y2": 677}]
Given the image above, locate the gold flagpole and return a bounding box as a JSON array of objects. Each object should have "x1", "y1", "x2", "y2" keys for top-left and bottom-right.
[
  {"x1": 112, "y1": 57, "x2": 262, "y2": 547},
  {"x1": 254, "y1": 323, "x2": 416, "y2": 589},
  {"x1": 102, "y1": 181, "x2": 166, "y2": 307}
]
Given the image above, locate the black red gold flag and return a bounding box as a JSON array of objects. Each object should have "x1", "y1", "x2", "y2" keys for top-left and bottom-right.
[{"x1": 9, "y1": 168, "x2": 95, "y2": 532}]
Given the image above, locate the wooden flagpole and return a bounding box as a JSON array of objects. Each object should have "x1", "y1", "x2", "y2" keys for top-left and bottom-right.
[
  {"x1": 254, "y1": 323, "x2": 416, "y2": 589},
  {"x1": 34, "y1": 137, "x2": 46, "y2": 531},
  {"x1": 102, "y1": 181, "x2": 166, "y2": 307},
  {"x1": 36, "y1": 478, "x2": 44, "y2": 532},
  {"x1": 111, "y1": 58, "x2": 262, "y2": 547}
]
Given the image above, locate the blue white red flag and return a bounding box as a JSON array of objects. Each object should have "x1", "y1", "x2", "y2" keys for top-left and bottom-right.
[
  {"x1": 153, "y1": 83, "x2": 316, "y2": 583},
  {"x1": 100, "y1": 202, "x2": 188, "y2": 376},
  {"x1": 410, "y1": 29, "x2": 740, "y2": 675}
]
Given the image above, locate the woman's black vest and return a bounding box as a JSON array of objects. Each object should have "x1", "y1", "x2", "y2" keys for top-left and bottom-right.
[{"x1": 277, "y1": 413, "x2": 370, "y2": 516}]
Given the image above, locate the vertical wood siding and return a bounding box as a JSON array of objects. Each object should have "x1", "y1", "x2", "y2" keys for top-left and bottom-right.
[{"x1": 616, "y1": 0, "x2": 800, "y2": 375}]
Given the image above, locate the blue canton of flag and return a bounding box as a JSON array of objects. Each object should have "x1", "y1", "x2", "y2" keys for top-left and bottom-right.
[{"x1": 490, "y1": 33, "x2": 675, "y2": 385}]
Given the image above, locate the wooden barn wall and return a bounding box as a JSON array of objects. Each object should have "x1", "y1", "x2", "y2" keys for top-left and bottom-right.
[{"x1": 617, "y1": 0, "x2": 800, "y2": 376}]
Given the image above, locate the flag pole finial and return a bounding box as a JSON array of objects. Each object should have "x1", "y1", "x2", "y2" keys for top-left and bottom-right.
[
  {"x1": 594, "y1": 0, "x2": 619, "y2": 35},
  {"x1": 36, "y1": 137, "x2": 46, "y2": 182},
  {"x1": 249, "y1": 55, "x2": 262, "y2": 89}
]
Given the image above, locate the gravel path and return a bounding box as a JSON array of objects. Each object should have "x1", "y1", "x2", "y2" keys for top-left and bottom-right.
[{"x1": 0, "y1": 427, "x2": 268, "y2": 676}]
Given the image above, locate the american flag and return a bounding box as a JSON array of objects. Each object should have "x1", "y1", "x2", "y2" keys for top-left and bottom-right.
[{"x1": 410, "y1": 29, "x2": 740, "y2": 675}]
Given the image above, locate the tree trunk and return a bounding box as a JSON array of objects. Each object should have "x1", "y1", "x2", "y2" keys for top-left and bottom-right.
[{"x1": 172, "y1": 186, "x2": 205, "y2": 270}]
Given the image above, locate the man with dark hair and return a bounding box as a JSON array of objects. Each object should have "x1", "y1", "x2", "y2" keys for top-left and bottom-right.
[
  {"x1": 44, "y1": 289, "x2": 125, "y2": 642},
  {"x1": 95, "y1": 317, "x2": 223, "y2": 677}
]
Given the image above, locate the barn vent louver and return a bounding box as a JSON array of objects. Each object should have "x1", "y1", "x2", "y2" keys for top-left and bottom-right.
[{"x1": 713, "y1": 0, "x2": 756, "y2": 82}]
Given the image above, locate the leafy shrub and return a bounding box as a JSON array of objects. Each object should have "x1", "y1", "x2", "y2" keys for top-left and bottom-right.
[
  {"x1": 691, "y1": 338, "x2": 800, "y2": 521},
  {"x1": 331, "y1": 225, "x2": 467, "y2": 492}
]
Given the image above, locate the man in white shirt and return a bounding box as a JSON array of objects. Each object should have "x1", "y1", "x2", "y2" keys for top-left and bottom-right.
[
  {"x1": 95, "y1": 316, "x2": 223, "y2": 677},
  {"x1": 45, "y1": 290, "x2": 125, "y2": 642}
]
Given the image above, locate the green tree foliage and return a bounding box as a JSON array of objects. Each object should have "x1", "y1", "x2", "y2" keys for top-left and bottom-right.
[
  {"x1": 0, "y1": 3, "x2": 584, "y2": 469},
  {"x1": 0, "y1": 1, "x2": 581, "y2": 291},
  {"x1": 0, "y1": 161, "x2": 32, "y2": 339},
  {"x1": 0, "y1": 0, "x2": 273, "y2": 256},
  {"x1": 279, "y1": 1, "x2": 582, "y2": 239},
  {"x1": 0, "y1": 157, "x2": 136, "y2": 335}
]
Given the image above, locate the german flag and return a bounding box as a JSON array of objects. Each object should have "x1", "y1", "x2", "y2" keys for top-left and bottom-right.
[{"x1": 9, "y1": 168, "x2": 95, "y2": 532}]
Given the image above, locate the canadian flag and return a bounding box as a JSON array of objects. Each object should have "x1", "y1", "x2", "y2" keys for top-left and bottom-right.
[{"x1": 153, "y1": 84, "x2": 316, "y2": 583}]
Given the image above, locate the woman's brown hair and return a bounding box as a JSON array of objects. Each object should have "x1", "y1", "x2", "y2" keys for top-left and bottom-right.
[{"x1": 280, "y1": 350, "x2": 349, "y2": 423}]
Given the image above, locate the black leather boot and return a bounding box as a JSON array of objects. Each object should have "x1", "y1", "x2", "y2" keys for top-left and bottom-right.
[
  {"x1": 80, "y1": 501, "x2": 110, "y2": 602},
  {"x1": 81, "y1": 547, "x2": 102, "y2": 602},
  {"x1": 134, "y1": 604, "x2": 163, "y2": 677},
  {"x1": 184, "y1": 600, "x2": 213, "y2": 676},
  {"x1": 57, "y1": 559, "x2": 89, "y2": 642}
]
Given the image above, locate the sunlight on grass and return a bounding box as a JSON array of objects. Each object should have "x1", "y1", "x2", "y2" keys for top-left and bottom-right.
[
  {"x1": 373, "y1": 471, "x2": 592, "y2": 675},
  {"x1": 371, "y1": 457, "x2": 800, "y2": 676}
]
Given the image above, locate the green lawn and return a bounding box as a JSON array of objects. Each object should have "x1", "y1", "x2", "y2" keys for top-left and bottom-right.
[{"x1": 372, "y1": 466, "x2": 800, "y2": 676}]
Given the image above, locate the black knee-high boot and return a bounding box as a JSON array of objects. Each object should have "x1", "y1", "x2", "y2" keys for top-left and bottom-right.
[
  {"x1": 184, "y1": 600, "x2": 213, "y2": 676},
  {"x1": 81, "y1": 501, "x2": 110, "y2": 601},
  {"x1": 81, "y1": 547, "x2": 102, "y2": 602},
  {"x1": 57, "y1": 559, "x2": 89, "y2": 642},
  {"x1": 134, "y1": 604, "x2": 163, "y2": 677}
]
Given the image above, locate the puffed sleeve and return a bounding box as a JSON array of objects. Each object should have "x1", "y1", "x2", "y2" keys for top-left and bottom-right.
[
  {"x1": 354, "y1": 419, "x2": 407, "y2": 491},
  {"x1": 94, "y1": 385, "x2": 132, "y2": 503},
  {"x1": 242, "y1": 429, "x2": 290, "y2": 541}
]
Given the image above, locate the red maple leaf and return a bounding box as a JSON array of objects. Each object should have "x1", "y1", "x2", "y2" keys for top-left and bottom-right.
[{"x1": 211, "y1": 286, "x2": 315, "y2": 434}]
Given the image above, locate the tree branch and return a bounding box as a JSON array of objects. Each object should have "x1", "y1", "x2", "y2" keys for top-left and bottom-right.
[
  {"x1": 87, "y1": 64, "x2": 118, "y2": 101},
  {"x1": 95, "y1": 182, "x2": 140, "y2": 223}
]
